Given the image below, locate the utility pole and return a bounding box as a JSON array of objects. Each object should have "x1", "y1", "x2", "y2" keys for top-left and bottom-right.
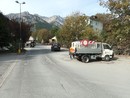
[{"x1": 15, "y1": 1, "x2": 25, "y2": 54}]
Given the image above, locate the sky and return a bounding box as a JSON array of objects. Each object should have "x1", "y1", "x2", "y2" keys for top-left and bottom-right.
[{"x1": 0, "y1": 0, "x2": 109, "y2": 17}]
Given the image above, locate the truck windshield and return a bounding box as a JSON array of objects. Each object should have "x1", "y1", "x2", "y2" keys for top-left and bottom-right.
[{"x1": 103, "y1": 44, "x2": 111, "y2": 50}]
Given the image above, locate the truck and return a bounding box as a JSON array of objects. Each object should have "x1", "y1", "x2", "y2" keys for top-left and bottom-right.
[{"x1": 71, "y1": 40, "x2": 114, "y2": 63}]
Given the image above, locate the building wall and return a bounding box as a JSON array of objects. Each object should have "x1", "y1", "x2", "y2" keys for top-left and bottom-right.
[{"x1": 88, "y1": 18, "x2": 103, "y2": 33}]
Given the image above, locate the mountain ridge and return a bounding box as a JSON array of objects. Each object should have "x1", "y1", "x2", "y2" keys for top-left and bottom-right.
[{"x1": 6, "y1": 11, "x2": 65, "y2": 30}]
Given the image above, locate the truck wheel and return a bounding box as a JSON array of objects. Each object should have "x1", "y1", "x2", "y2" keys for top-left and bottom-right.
[
  {"x1": 81, "y1": 55, "x2": 89, "y2": 63},
  {"x1": 105, "y1": 55, "x2": 110, "y2": 61}
]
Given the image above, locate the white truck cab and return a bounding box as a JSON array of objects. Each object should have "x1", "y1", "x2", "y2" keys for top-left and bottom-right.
[{"x1": 101, "y1": 43, "x2": 114, "y2": 60}]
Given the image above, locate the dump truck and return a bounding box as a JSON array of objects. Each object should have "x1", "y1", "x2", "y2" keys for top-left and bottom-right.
[{"x1": 71, "y1": 40, "x2": 114, "y2": 63}]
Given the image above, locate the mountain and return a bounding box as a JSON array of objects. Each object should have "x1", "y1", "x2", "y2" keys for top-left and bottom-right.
[
  {"x1": 42, "y1": 15, "x2": 64, "y2": 26},
  {"x1": 6, "y1": 11, "x2": 64, "y2": 30}
]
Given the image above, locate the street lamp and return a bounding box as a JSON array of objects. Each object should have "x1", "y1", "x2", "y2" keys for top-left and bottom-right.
[{"x1": 15, "y1": 1, "x2": 25, "y2": 54}]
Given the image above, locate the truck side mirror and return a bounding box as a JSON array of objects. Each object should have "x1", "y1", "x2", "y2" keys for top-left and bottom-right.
[{"x1": 110, "y1": 45, "x2": 113, "y2": 50}]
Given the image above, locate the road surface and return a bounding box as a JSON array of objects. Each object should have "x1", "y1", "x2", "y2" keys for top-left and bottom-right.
[{"x1": 0, "y1": 45, "x2": 130, "y2": 98}]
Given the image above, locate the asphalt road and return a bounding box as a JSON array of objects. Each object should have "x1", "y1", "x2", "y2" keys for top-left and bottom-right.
[{"x1": 0, "y1": 45, "x2": 130, "y2": 98}]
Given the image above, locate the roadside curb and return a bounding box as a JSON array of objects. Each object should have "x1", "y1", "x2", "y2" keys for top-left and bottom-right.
[{"x1": 0, "y1": 60, "x2": 17, "y2": 88}]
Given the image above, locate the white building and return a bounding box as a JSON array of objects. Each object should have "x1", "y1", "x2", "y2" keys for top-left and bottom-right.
[
  {"x1": 88, "y1": 16, "x2": 103, "y2": 33},
  {"x1": 49, "y1": 36, "x2": 57, "y2": 43}
]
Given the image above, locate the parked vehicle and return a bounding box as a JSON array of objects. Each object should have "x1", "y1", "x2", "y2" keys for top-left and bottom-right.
[
  {"x1": 25, "y1": 40, "x2": 36, "y2": 47},
  {"x1": 71, "y1": 40, "x2": 114, "y2": 63},
  {"x1": 25, "y1": 41, "x2": 31, "y2": 46},
  {"x1": 51, "y1": 43, "x2": 61, "y2": 51}
]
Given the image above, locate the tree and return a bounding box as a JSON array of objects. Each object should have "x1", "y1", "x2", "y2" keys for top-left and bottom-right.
[
  {"x1": 0, "y1": 13, "x2": 32, "y2": 52},
  {"x1": 95, "y1": 13, "x2": 114, "y2": 43},
  {"x1": 83, "y1": 26, "x2": 100, "y2": 41},
  {"x1": 58, "y1": 12, "x2": 89, "y2": 47},
  {"x1": 37, "y1": 29, "x2": 51, "y2": 43},
  {"x1": 9, "y1": 19, "x2": 32, "y2": 51},
  {"x1": 50, "y1": 26, "x2": 60, "y2": 37},
  {"x1": 100, "y1": 0, "x2": 130, "y2": 54},
  {"x1": 31, "y1": 31, "x2": 37, "y2": 40},
  {"x1": 0, "y1": 13, "x2": 11, "y2": 48},
  {"x1": 20, "y1": 22, "x2": 32, "y2": 45}
]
